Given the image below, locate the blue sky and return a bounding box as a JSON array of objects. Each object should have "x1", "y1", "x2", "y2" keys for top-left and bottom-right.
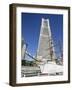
[{"x1": 21, "y1": 13, "x2": 63, "y2": 60}]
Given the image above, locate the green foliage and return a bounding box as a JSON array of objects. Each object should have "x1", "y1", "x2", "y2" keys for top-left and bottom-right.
[{"x1": 22, "y1": 60, "x2": 36, "y2": 66}]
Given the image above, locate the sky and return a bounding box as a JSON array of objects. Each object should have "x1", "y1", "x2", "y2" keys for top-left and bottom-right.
[{"x1": 21, "y1": 13, "x2": 63, "y2": 60}]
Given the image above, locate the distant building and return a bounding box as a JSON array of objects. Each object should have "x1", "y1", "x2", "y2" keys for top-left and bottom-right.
[
  {"x1": 21, "y1": 38, "x2": 27, "y2": 60},
  {"x1": 36, "y1": 18, "x2": 56, "y2": 62}
]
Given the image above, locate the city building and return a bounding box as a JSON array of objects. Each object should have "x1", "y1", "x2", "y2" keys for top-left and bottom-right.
[{"x1": 36, "y1": 18, "x2": 56, "y2": 62}]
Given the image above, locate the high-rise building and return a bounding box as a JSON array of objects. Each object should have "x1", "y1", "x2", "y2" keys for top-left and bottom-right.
[
  {"x1": 36, "y1": 18, "x2": 56, "y2": 62},
  {"x1": 21, "y1": 38, "x2": 27, "y2": 60}
]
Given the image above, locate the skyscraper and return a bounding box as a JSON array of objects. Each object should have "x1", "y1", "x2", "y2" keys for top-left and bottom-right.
[
  {"x1": 21, "y1": 38, "x2": 27, "y2": 60},
  {"x1": 36, "y1": 18, "x2": 56, "y2": 62}
]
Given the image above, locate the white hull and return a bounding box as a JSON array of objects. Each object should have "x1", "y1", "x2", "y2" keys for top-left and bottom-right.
[{"x1": 39, "y1": 62, "x2": 63, "y2": 74}]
